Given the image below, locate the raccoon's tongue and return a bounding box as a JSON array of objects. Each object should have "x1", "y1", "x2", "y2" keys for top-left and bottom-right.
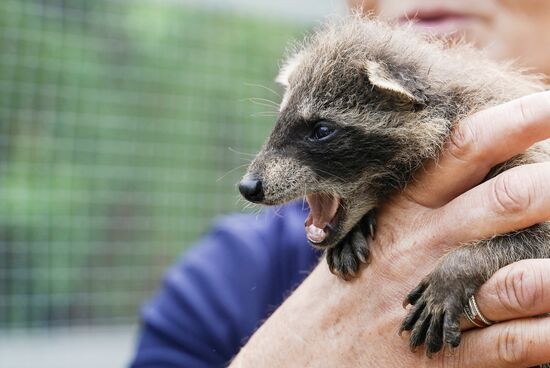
[{"x1": 304, "y1": 193, "x2": 339, "y2": 244}]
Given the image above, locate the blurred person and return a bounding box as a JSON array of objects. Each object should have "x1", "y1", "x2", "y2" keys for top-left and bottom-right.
[{"x1": 131, "y1": 1, "x2": 550, "y2": 367}]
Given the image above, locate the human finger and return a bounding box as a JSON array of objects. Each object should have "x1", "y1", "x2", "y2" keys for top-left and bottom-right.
[
  {"x1": 406, "y1": 91, "x2": 550, "y2": 208},
  {"x1": 434, "y1": 317, "x2": 550, "y2": 368},
  {"x1": 429, "y1": 162, "x2": 550, "y2": 247},
  {"x1": 471, "y1": 259, "x2": 550, "y2": 325}
]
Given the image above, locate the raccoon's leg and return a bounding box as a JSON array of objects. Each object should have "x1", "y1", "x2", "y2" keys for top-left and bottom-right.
[
  {"x1": 400, "y1": 223, "x2": 550, "y2": 357},
  {"x1": 326, "y1": 209, "x2": 376, "y2": 280}
]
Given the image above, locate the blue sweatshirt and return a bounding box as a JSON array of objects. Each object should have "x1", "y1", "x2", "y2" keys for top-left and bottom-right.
[{"x1": 130, "y1": 202, "x2": 320, "y2": 367}]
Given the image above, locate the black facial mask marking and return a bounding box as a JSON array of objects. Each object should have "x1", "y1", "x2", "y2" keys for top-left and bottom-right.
[{"x1": 294, "y1": 124, "x2": 402, "y2": 182}]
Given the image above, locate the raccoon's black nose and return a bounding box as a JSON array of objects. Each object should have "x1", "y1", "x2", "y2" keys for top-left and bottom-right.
[{"x1": 238, "y1": 177, "x2": 264, "y2": 202}]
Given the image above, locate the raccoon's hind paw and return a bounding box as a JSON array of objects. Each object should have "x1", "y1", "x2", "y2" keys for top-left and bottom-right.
[
  {"x1": 400, "y1": 274, "x2": 469, "y2": 357},
  {"x1": 326, "y1": 226, "x2": 369, "y2": 281}
]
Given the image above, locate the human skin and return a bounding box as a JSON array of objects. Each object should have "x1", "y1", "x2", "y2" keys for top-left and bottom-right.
[
  {"x1": 230, "y1": 92, "x2": 550, "y2": 367},
  {"x1": 347, "y1": 0, "x2": 550, "y2": 77}
]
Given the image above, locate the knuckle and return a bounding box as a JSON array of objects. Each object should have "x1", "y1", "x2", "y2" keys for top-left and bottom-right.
[
  {"x1": 514, "y1": 92, "x2": 550, "y2": 129},
  {"x1": 495, "y1": 263, "x2": 539, "y2": 315},
  {"x1": 448, "y1": 121, "x2": 478, "y2": 162},
  {"x1": 496, "y1": 325, "x2": 529, "y2": 365},
  {"x1": 490, "y1": 171, "x2": 532, "y2": 215},
  {"x1": 514, "y1": 96, "x2": 531, "y2": 130}
]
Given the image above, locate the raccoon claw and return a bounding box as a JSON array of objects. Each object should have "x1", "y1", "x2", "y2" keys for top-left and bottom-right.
[
  {"x1": 326, "y1": 210, "x2": 376, "y2": 280},
  {"x1": 326, "y1": 226, "x2": 369, "y2": 280},
  {"x1": 401, "y1": 274, "x2": 466, "y2": 356},
  {"x1": 359, "y1": 209, "x2": 377, "y2": 240}
]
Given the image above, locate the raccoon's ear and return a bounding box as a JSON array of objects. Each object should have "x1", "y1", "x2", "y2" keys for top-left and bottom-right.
[
  {"x1": 276, "y1": 53, "x2": 304, "y2": 87},
  {"x1": 363, "y1": 60, "x2": 427, "y2": 108}
]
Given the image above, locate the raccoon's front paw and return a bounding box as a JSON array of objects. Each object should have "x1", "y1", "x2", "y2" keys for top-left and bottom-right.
[
  {"x1": 326, "y1": 210, "x2": 376, "y2": 280},
  {"x1": 400, "y1": 272, "x2": 473, "y2": 357},
  {"x1": 326, "y1": 226, "x2": 370, "y2": 280}
]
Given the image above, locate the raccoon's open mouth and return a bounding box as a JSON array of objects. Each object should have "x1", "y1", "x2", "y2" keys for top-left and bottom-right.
[{"x1": 304, "y1": 193, "x2": 344, "y2": 247}]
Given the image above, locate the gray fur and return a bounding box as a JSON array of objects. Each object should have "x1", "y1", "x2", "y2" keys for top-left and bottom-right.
[{"x1": 239, "y1": 16, "x2": 550, "y2": 358}]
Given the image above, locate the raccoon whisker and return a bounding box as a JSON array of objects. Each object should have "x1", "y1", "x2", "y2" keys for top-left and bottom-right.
[
  {"x1": 240, "y1": 200, "x2": 259, "y2": 212},
  {"x1": 272, "y1": 205, "x2": 284, "y2": 218},
  {"x1": 235, "y1": 194, "x2": 253, "y2": 208},
  {"x1": 228, "y1": 147, "x2": 257, "y2": 157},
  {"x1": 253, "y1": 110, "x2": 278, "y2": 115},
  {"x1": 217, "y1": 163, "x2": 250, "y2": 182},
  {"x1": 246, "y1": 97, "x2": 280, "y2": 108},
  {"x1": 252, "y1": 205, "x2": 264, "y2": 220},
  {"x1": 251, "y1": 112, "x2": 279, "y2": 117},
  {"x1": 239, "y1": 98, "x2": 279, "y2": 112},
  {"x1": 252, "y1": 101, "x2": 278, "y2": 108},
  {"x1": 236, "y1": 157, "x2": 254, "y2": 163},
  {"x1": 246, "y1": 102, "x2": 279, "y2": 111},
  {"x1": 236, "y1": 196, "x2": 247, "y2": 206},
  {"x1": 243, "y1": 82, "x2": 281, "y2": 98},
  {"x1": 249, "y1": 97, "x2": 280, "y2": 106}
]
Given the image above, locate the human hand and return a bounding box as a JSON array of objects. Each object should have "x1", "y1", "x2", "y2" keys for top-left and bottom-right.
[
  {"x1": 455, "y1": 258, "x2": 550, "y2": 367},
  {"x1": 230, "y1": 91, "x2": 550, "y2": 367}
]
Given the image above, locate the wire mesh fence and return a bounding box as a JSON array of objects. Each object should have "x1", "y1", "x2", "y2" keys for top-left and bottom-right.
[{"x1": 0, "y1": 0, "x2": 316, "y2": 331}]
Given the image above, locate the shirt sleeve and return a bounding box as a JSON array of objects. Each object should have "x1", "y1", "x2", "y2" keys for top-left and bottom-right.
[{"x1": 129, "y1": 202, "x2": 320, "y2": 368}]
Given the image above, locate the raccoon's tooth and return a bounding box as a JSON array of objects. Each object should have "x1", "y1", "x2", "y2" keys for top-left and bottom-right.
[{"x1": 306, "y1": 224, "x2": 327, "y2": 243}]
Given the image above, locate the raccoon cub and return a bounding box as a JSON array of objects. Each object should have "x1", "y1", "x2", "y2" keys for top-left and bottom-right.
[{"x1": 238, "y1": 16, "x2": 550, "y2": 356}]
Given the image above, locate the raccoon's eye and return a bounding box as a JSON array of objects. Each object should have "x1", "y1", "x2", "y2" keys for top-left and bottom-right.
[{"x1": 308, "y1": 121, "x2": 337, "y2": 142}]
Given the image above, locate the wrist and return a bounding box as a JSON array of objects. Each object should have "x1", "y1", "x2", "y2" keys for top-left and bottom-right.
[
  {"x1": 231, "y1": 262, "x2": 341, "y2": 366},
  {"x1": 231, "y1": 261, "x2": 409, "y2": 367}
]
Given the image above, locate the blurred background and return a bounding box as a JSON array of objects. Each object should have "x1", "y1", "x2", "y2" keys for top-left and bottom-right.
[{"x1": 0, "y1": 0, "x2": 346, "y2": 367}]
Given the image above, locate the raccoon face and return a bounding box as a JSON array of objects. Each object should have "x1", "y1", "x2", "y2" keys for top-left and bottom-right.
[{"x1": 239, "y1": 48, "x2": 431, "y2": 249}]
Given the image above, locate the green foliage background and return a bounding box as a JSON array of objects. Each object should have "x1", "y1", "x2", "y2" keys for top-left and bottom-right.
[{"x1": 0, "y1": 0, "x2": 304, "y2": 329}]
